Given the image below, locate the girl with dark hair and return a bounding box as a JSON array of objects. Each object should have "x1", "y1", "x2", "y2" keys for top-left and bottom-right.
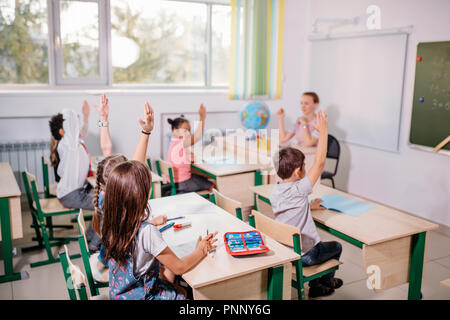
[
  {"x1": 167, "y1": 104, "x2": 214, "y2": 194},
  {"x1": 102, "y1": 160, "x2": 217, "y2": 300}
]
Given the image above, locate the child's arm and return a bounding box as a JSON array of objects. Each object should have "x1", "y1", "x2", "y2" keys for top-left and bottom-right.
[
  {"x1": 93, "y1": 94, "x2": 113, "y2": 158},
  {"x1": 298, "y1": 117, "x2": 318, "y2": 147},
  {"x1": 277, "y1": 108, "x2": 295, "y2": 143},
  {"x1": 80, "y1": 100, "x2": 90, "y2": 140},
  {"x1": 307, "y1": 110, "x2": 328, "y2": 186},
  {"x1": 156, "y1": 232, "x2": 218, "y2": 275},
  {"x1": 184, "y1": 104, "x2": 206, "y2": 148},
  {"x1": 131, "y1": 102, "x2": 154, "y2": 163}
]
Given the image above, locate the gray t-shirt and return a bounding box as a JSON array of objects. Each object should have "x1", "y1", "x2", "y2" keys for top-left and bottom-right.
[
  {"x1": 132, "y1": 223, "x2": 168, "y2": 278},
  {"x1": 269, "y1": 177, "x2": 321, "y2": 254}
]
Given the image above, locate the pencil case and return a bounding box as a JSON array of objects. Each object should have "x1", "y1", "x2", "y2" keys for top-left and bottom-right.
[{"x1": 224, "y1": 230, "x2": 269, "y2": 256}]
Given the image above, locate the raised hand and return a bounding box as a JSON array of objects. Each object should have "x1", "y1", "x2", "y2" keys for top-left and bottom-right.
[
  {"x1": 138, "y1": 101, "x2": 154, "y2": 133},
  {"x1": 93, "y1": 94, "x2": 109, "y2": 122},
  {"x1": 198, "y1": 103, "x2": 206, "y2": 121},
  {"x1": 312, "y1": 110, "x2": 328, "y2": 133},
  {"x1": 82, "y1": 100, "x2": 90, "y2": 123},
  {"x1": 276, "y1": 108, "x2": 285, "y2": 118}
]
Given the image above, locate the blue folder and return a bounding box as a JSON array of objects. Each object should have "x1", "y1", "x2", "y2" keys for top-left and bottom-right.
[{"x1": 317, "y1": 194, "x2": 374, "y2": 216}]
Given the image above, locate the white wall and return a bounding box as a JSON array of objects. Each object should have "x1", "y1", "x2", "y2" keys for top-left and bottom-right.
[
  {"x1": 1, "y1": 0, "x2": 448, "y2": 226},
  {"x1": 305, "y1": 0, "x2": 450, "y2": 226}
]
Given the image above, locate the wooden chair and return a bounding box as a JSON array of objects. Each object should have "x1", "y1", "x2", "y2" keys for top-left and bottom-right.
[
  {"x1": 248, "y1": 210, "x2": 342, "y2": 300},
  {"x1": 156, "y1": 159, "x2": 210, "y2": 198},
  {"x1": 41, "y1": 156, "x2": 57, "y2": 198},
  {"x1": 41, "y1": 156, "x2": 74, "y2": 231},
  {"x1": 210, "y1": 188, "x2": 243, "y2": 220},
  {"x1": 145, "y1": 156, "x2": 155, "y2": 199},
  {"x1": 59, "y1": 245, "x2": 108, "y2": 300},
  {"x1": 21, "y1": 170, "x2": 81, "y2": 268},
  {"x1": 146, "y1": 156, "x2": 154, "y2": 172},
  {"x1": 76, "y1": 210, "x2": 109, "y2": 297}
]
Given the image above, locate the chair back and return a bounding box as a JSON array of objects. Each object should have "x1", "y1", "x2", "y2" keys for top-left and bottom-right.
[
  {"x1": 21, "y1": 170, "x2": 36, "y2": 211},
  {"x1": 77, "y1": 210, "x2": 89, "y2": 253},
  {"x1": 212, "y1": 189, "x2": 242, "y2": 220},
  {"x1": 59, "y1": 245, "x2": 89, "y2": 300},
  {"x1": 327, "y1": 134, "x2": 340, "y2": 175},
  {"x1": 156, "y1": 159, "x2": 176, "y2": 195},
  {"x1": 250, "y1": 210, "x2": 300, "y2": 249},
  {"x1": 41, "y1": 156, "x2": 51, "y2": 197},
  {"x1": 146, "y1": 156, "x2": 153, "y2": 172},
  {"x1": 21, "y1": 170, "x2": 43, "y2": 218},
  {"x1": 327, "y1": 134, "x2": 340, "y2": 160}
]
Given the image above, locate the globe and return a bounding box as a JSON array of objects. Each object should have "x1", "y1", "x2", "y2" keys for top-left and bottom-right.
[{"x1": 240, "y1": 101, "x2": 271, "y2": 130}]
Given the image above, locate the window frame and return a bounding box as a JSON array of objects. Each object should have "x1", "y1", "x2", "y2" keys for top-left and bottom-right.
[
  {"x1": 51, "y1": 0, "x2": 110, "y2": 86},
  {"x1": 0, "y1": 0, "x2": 230, "y2": 89}
]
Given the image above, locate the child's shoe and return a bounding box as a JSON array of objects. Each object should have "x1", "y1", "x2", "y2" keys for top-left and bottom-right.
[{"x1": 308, "y1": 284, "x2": 334, "y2": 298}]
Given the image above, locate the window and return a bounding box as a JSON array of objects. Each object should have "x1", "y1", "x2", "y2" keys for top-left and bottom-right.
[
  {"x1": 0, "y1": 0, "x2": 230, "y2": 88},
  {"x1": 53, "y1": 0, "x2": 109, "y2": 85},
  {"x1": 111, "y1": 0, "x2": 207, "y2": 86},
  {"x1": 0, "y1": 0, "x2": 49, "y2": 84},
  {"x1": 211, "y1": 4, "x2": 231, "y2": 86}
]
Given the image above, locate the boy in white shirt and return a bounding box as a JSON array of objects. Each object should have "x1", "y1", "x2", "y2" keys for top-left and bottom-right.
[{"x1": 270, "y1": 110, "x2": 343, "y2": 299}]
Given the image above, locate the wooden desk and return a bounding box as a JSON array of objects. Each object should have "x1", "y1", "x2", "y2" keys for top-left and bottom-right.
[
  {"x1": 87, "y1": 169, "x2": 163, "y2": 199},
  {"x1": 250, "y1": 183, "x2": 439, "y2": 300},
  {"x1": 148, "y1": 193, "x2": 300, "y2": 300},
  {"x1": 191, "y1": 161, "x2": 265, "y2": 207},
  {"x1": 0, "y1": 162, "x2": 28, "y2": 283},
  {"x1": 216, "y1": 135, "x2": 317, "y2": 171}
]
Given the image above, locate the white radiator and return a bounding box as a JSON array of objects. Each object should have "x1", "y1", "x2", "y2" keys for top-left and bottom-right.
[{"x1": 0, "y1": 140, "x2": 52, "y2": 194}]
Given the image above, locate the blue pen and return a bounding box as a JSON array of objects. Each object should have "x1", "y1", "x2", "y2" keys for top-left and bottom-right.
[
  {"x1": 159, "y1": 222, "x2": 175, "y2": 232},
  {"x1": 167, "y1": 216, "x2": 184, "y2": 221}
]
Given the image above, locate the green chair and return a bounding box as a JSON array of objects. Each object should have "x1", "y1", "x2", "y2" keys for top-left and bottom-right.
[
  {"x1": 21, "y1": 170, "x2": 81, "y2": 267},
  {"x1": 59, "y1": 244, "x2": 108, "y2": 300},
  {"x1": 248, "y1": 210, "x2": 342, "y2": 300},
  {"x1": 145, "y1": 157, "x2": 155, "y2": 199},
  {"x1": 76, "y1": 210, "x2": 109, "y2": 297},
  {"x1": 209, "y1": 188, "x2": 243, "y2": 221},
  {"x1": 59, "y1": 245, "x2": 89, "y2": 300},
  {"x1": 156, "y1": 159, "x2": 210, "y2": 199},
  {"x1": 146, "y1": 156, "x2": 153, "y2": 172},
  {"x1": 41, "y1": 156, "x2": 74, "y2": 231}
]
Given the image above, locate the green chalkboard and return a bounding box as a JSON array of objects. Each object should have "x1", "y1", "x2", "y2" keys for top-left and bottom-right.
[{"x1": 410, "y1": 41, "x2": 450, "y2": 151}]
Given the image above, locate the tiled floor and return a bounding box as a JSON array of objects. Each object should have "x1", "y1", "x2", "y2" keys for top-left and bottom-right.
[{"x1": 1, "y1": 204, "x2": 450, "y2": 300}]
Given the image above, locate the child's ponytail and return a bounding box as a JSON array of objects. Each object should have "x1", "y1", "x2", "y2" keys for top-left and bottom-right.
[{"x1": 167, "y1": 116, "x2": 188, "y2": 131}]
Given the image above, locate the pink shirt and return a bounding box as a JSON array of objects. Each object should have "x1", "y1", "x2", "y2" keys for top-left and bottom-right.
[
  {"x1": 167, "y1": 138, "x2": 191, "y2": 183},
  {"x1": 293, "y1": 118, "x2": 320, "y2": 147}
]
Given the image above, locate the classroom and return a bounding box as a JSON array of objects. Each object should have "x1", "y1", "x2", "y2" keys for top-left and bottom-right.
[{"x1": 0, "y1": 0, "x2": 449, "y2": 306}]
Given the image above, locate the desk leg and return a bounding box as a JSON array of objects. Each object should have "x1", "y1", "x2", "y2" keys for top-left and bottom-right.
[
  {"x1": 408, "y1": 232, "x2": 426, "y2": 300},
  {"x1": 0, "y1": 197, "x2": 28, "y2": 283},
  {"x1": 267, "y1": 265, "x2": 284, "y2": 300}
]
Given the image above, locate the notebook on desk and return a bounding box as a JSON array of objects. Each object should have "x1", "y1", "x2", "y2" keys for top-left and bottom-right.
[
  {"x1": 317, "y1": 194, "x2": 374, "y2": 216},
  {"x1": 202, "y1": 156, "x2": 238, "y2": 165}
]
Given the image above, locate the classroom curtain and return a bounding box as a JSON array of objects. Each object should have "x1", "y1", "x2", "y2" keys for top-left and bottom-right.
[{"x1": 229, "y1": 0, "x2": 285, "y2": 100}]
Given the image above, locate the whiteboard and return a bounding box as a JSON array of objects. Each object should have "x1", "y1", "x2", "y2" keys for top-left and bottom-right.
[
  {"x1": 309, "y1": 33, "x2": 408, "y2": 152},
  {"x1": 160, "y1": 111, "x2": 240, "y2": 159}
]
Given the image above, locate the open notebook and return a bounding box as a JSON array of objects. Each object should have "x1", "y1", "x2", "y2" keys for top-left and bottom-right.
[
  {"x1": 317, "y1": 194, "x2": 374, "y2": 216},
  {"x1": 202, "y1": 156, "x2": 238, "y2": 165}
]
